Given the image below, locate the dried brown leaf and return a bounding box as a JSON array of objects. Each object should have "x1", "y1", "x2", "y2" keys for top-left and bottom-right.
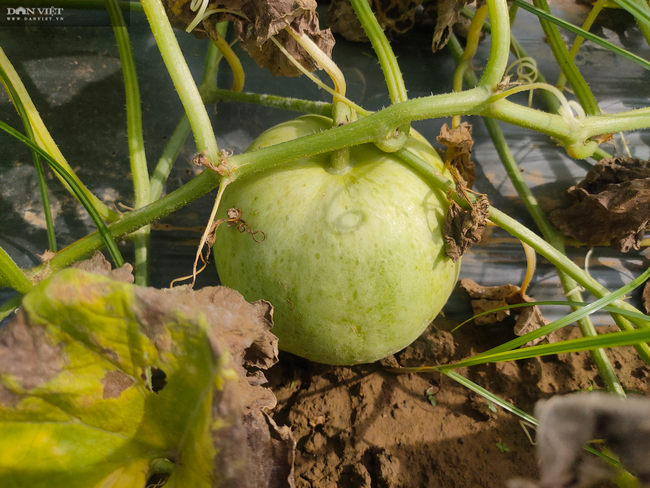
[
  {"x1": 327, "y1": 0, "x2": 368, "y2": 42},
  {"x1": 437, "y1": 122, "x2": 476, "y2": 189},
  {"x1": 72, "y1": 250, "x2": 134, "y2": 283},
  {"x1": 644, "y1": 281, "x2": 650, "y2": 314},
  {"x1": 443, "y1": 195, "x2": 489, "y2": 262},
  {"x1": 459, "y1": 279, "x2": 553, "y2": 346},
  {"x1": 426, "y1": 0, "x2": 468, "y2": 52},
  {"x1": 164, "y1": 0, "x2": 334, "y2": 77},
  {"x1": 549, "y1": 157, "x2": 650, "y2": 252},
  {"x1": 327, "y1": 0, "x2": 425, "y2": 41}
]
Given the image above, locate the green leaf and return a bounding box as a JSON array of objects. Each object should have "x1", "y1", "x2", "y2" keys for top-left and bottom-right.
[{"x1": 0, "y1": 269, "x2": 230, "y2": 487}]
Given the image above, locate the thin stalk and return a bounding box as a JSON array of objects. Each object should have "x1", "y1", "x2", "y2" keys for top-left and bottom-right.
[
  {"x1": 106, "y1": 0, "x2": 150, "y2": 286},
  {"x1": 0, "y1": 48, "x2": 119, "y2": 222},
  {"x1": 452, "y1": 4, "x2": 489, "y2": 128},
  {"x1": 206, "y1": 89, "x2": 332, "y2": 115},
  {"x1": 532, "y1": 0, "x2": 600, "y2": 116},
  {"x1": 0, "y1": 294, "x2": 23, "y2": 322},
  {"x1": 512, "y1": 0, "x2": 650, "y2": 72},
  {"x1": 479, "y1": 0, "x2": 511, "y2": 89},
  {"x1": 348, "y1": 0, "x2": 412, "y2": 150},
  {"x1": 347, "y1": 0, "x2": 408, "y2": 105},
  {"x1": 556, "y1": 0, "x2": 608, "y2": 92},
  {"x1": 150, "y1": 31, "x2": 227, "y2": 202},
  {"x1": 0, "y1": 247, "x2": 33, "y2": 294},
  {"x1": 141, "y1": 0, "x2": 219, "y2": 161},
  {"x1": 0, "y1": 65, "x2": 57, "y2": 252}
]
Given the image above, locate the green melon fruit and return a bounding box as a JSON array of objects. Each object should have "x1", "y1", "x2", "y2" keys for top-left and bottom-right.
[{"x1": 215, "y1": 115, "x2": 459, "y2": 364}]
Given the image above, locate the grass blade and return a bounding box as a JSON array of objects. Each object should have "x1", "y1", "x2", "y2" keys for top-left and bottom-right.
[
  {"x1": 441, "y1": 328, "x2": 650, "y2": 368},
  {"x1": 512, "y1": 0, "x2": 650, "y2": 72},
  {"x1": 0, "y1": 66, "x2": 57, "y2": 252},
  {"x1": 0, "y1": 121, "x2": 124, "y2": 267}
]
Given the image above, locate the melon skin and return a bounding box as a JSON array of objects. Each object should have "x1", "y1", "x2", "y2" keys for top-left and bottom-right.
[{"x1": 215, "y1": 115, "x2": 460, "y2": 365}]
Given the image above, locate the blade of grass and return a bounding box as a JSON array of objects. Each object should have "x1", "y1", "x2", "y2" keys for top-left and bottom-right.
[
  {"x1": 454, "y1": 300, "x2": 650, "y2": 330},
  {"x1": 0, "y1": 65, "x2": 57, "y2": 253},
  {"x1": 470, "y1": 263, "x2": 650, "y2": 359},
  {"x1": 0, "y1": 48, "x2": 119, "y2": 222},
  {"x1": 439, "y1": 328, "x2": 650, "y2": 369},
  {"x1": 106, "y1": 0, "x2": 150, "y2": 285},
  {"x1": 0, "y1": 121, "x2": 124, "y2": 268},
  {"x1": 442, "y1": 371, "x2": 628, "y2": 471},
  {"x1": 512, "y1": 0, "x2": 650, "y2": 73}
]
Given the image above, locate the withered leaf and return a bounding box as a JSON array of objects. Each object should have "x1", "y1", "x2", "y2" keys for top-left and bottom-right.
[
  {"x1": 327, "y1": 0, "x2": 425, "y2": 42},
  {"x1": 1, "y1": 257, "x2": 295, "y2": 488},
  {"x1": 72, "y1": 250, "x2": 134, "y2": 283},
  {"x1": 459, "y1": 279, "x2": 553, "y2": 346},
  {"x1": 549, "y1": 157, "x2": 650, "y2": 252},
  {"x1": 443, "y1": 195, "x2": 489, "y2": 262},
  {"x1": 164, "y1": 0, "x2": 334, "y2": 77},
  {"x1": 643, "y1": 281, "x2": 650, "y2": 314},
  {"x1": 327, "y1": 0, "x2": 368, "y2": 42},
  {"x1": 437, "y1": 122, "x2": 476, "y2": 189},
  {"x1": 426, "y1": 0, "x2": 468, "y2": 52}
]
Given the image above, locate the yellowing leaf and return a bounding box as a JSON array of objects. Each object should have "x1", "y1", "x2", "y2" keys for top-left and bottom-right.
[{"x1": 0, "y1": 269, "x2": 225, "y2": 488}]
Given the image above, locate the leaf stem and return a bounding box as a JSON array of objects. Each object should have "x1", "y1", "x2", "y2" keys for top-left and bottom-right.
[
  {"x1": 348, "y1": 0, "x2": 410, "y2": 148},
  {"x1": 207, "y1": 89, "x2": 332, "y2": 115},
  {"x1": 106, "y1": 0, "x2": 150, "y2": 285},
  {"x1": 479, "y1": 0, "x2": 511, "y2": 89},
  {"x1": 141, "y1": 0, "x2": 219, "y2": 161}
]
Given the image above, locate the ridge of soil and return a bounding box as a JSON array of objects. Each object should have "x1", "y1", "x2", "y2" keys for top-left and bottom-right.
[{"x1": 267, "y1": 316, "x2": 650, "y2": 488}]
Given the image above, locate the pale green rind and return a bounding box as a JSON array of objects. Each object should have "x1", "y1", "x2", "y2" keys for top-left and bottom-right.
[
  {"x1": 215, "y1": 115, "x2": 460, "y2": 364},
  {"x1": 0, "y1": 269, "x2": 221, "y2": 488}
]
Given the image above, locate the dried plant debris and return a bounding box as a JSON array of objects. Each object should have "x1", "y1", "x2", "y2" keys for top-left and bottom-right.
[
  {"x1": 72, "y1": 250, "x2": 134, "y2": 283},
  {"x1": 164, "y1": 0, "x2": 334, "y2": 77},
  {"x1": 443, "y1": 195, "x2": 489, "y2": 262},
  {"x1": 508, "y1": 394, "x2": 650, "y2": 488},
  {"x1": 425, "y1": 0, "x2": 468, "y2": 52},
  {"x1": 0, "y1": 262, "x2": 295, "y2": 488},
  {"x1": 459, "y1": 278, "x2": 553, "y2": 346},
  {"x1": 644, "y1": 281, "x2": 650, "y2": 314},
  {"x1": 549, "y1": 157, "x2": 650, "y2": 252},
  {"x1": 327, "y1": 0, "x2": 425, "y2": 41},
  {"x1": 437, "y1": 122, "x2": 476, "y2": 189}
]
